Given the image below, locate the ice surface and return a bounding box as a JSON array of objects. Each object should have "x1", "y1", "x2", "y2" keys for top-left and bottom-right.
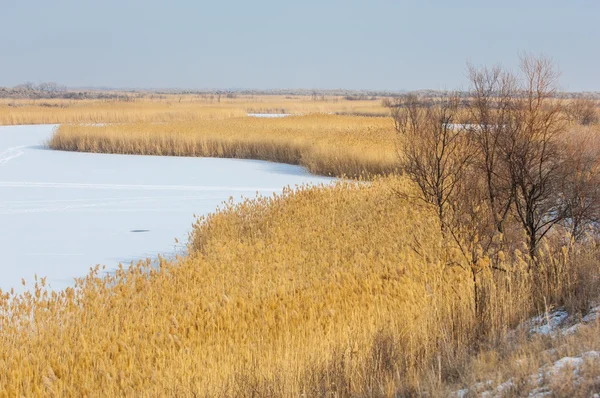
[{"x1": 0, "y1": 124, "x2": 334, "y2": 292}]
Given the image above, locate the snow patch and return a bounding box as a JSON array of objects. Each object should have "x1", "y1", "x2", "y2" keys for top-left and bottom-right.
[
  {"x1": 455, "y1": 305, "x2": 600, "y2": 397},
  {"x1": 582, "y1": 305, "x2": 600, "y2": 323},
  {"x1": 528, "y1": 309, "x2": 570, "y2": 336},
  {"x1": 456, "y1": 351, "x2": 600, "y2": 397}
]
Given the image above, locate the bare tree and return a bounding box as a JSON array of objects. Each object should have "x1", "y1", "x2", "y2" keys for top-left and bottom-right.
[
  {"x1": 466, "y1": 56, "x2": 600, "y2": 261},
  {"x1": 392, "y1": 93, "x2": 513, "y2": 319},
  {"x1": 467, "y1": 64, "x2": 517, "y2": 236},
  {"x1": 15, "y1": 81, "x2": 36, "y2": 90},
  {"x1": 390, "y1": 55, "x2": 600, "y2": 319},
  {"x1": 393, "y1": 94, "x2": 474, "y2": 230},
  {"x1": 560, "y1": 132, "x2": 600, "y2": 240},
  {"x1": 37, "y1": 82, "x2": 66, "y2": 93},
  {"x1": 504, "y1": 55, "x2": 569, "y2": 261},
  {"x1": 566, "y1": 97, "x2": 599, "y2": 126}
]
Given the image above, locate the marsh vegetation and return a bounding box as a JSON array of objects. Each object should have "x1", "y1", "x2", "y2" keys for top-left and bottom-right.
[{"x1": 1, "y1": 56, "x2": 600, "y2": 396}]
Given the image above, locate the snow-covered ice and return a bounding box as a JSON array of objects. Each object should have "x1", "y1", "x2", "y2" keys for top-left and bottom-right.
[{"x1": 0, "y1": 124, "x2": 334, "y2": 292}]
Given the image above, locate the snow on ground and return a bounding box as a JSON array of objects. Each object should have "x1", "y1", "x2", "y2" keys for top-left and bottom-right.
[
  {"x1": 465, "y1": 351, "x2": 600, "y2": 397},
  {"x1": 454, "y1": 305, "x2": 600, "y2": 397},
  {"x1": 526, "y1": 309, "x2": 571, "y2": 336},
  {"x1": 520, "y1": 305, "x2": 600, "y2": 337},
  {"x1": 0, "y1": 124, "x2": 334, "y2": 292}
]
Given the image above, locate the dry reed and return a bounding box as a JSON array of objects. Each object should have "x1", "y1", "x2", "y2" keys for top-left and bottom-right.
[
  {"x1": 49, "y1": 115, "x2": 399, "y2": 177},
  {"x1": 0, "y1": 95, "x2": 388, "y2": 126},
  {"x1": 0, "y1": 100, "x2": 246, "y2": 125},
  {"x1": 1, "y1": 177, "x2": 597, "y2": 396},
  {"x1": 3, "y1": 96, "x2": 600, "y2": 395}
]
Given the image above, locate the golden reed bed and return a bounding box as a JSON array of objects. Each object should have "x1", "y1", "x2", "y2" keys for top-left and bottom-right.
[
  {"x1": 49, "y1": 115, "x2": 399, "y2": 178},
  {"x1": 2, "y1": 177, "x2": 597, "y2": 396},
  {"x1": 3, "y1": 94, "x2": 600, "y2": 396},
  {"x1": 0, "y1": 95, "x2": 388, "y2": 125},
  {"x1": 2, "y1": 177, "x2": 578, "y2": 397}
]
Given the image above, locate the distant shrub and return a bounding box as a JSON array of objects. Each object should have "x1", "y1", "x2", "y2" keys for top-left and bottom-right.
[{"x1": 567, "y1": 97, "x2": 599, "y2": 125}]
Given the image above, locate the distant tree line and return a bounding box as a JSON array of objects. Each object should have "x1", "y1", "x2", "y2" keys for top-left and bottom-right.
[
  {"x1": 1, "y1": 82, "x2": 598, "y2": 102},
  {"x1": 14, "y1": 81, "x2": 67, "y2": 93},
  {"x1": 0, "y1": 83, "x2": 145, "y2": 101}
]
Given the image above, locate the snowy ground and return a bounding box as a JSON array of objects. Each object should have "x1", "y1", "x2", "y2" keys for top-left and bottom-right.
[
  {"x1": 0, "y1": 124, "x2": 333, "y2": 292},
  {"x1": 455, "y1": 304, "x2": 600, "y2": 397}
]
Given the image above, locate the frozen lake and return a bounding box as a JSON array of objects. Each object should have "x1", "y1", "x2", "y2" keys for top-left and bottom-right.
[{"x1": 0, "y1": 125, "x2": 333, "y2": 292}]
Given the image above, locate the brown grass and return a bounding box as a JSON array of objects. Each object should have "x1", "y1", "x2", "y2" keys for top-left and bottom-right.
[{"x1": 49, "y1": 115, "x2": 399, "y2": 177}]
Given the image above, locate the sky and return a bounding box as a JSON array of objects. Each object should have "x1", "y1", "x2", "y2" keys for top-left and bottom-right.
[{"x1": 1, "y1": 0, "x2": 599, "y2": 91}]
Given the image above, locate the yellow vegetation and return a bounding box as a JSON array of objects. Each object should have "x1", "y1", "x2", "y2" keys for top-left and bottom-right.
[
  {"x1": 1, "y1": 177, "x2": 596, "y2": 396},
  {"x1": 49, "y1": 115, "x2": 399, "y2": 177},
  {"x1": 0, "y1": 95, "x2": 388, "y2": 125},
  {"x1": 0, "y1": 99, "x2": 246, "y2": 125},
  {"x1": 4, "y1": 90, "x2": 600, "y2": 395}
]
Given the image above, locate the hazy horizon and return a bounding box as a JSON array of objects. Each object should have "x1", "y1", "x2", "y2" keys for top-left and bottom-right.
[{"x1": 2, "y1": 0, "x2": 599, "y2": 92}]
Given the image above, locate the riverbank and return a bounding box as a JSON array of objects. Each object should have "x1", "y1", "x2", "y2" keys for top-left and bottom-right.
[
  {"x1": 0, "y1": 124, "x2": 332, "y2": 292},
  {"x1": 2, "y1": 174, "x2": 599, "y2": 396},
  {"x1": 3, "y1": 112, "x2": 600, "y2": 396},
  {"x1": 48, "y1": 115, "x2": 399, "y2": 178}
]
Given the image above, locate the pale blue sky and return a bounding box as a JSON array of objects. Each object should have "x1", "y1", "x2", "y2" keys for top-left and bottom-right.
[{"x1": 1, "y1": 0, "x2": 598, "y2": 91}]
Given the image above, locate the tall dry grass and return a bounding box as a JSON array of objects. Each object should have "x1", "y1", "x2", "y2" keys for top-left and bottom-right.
[
  {"x1": 242, "y1": 96, "x2": 388, "y2": 116},
  {"x1": 0, "y1": 95, "x2": 388, "y2": 125},
  {"x1": 6, "y1": 92, "x2": 600, "y2": 395},
  {"x1": 0, "y1": 99, "x2": 246, "y2": 125},
  {"x1": 1, "y1": 177, "x2": 598, "y2": 396},
  {"x1": 1, "y1": 93, "x2": 593, "y2": 126},
  {"x1": 49, "y1": 115, "x2": 399, "y2": 177}
]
